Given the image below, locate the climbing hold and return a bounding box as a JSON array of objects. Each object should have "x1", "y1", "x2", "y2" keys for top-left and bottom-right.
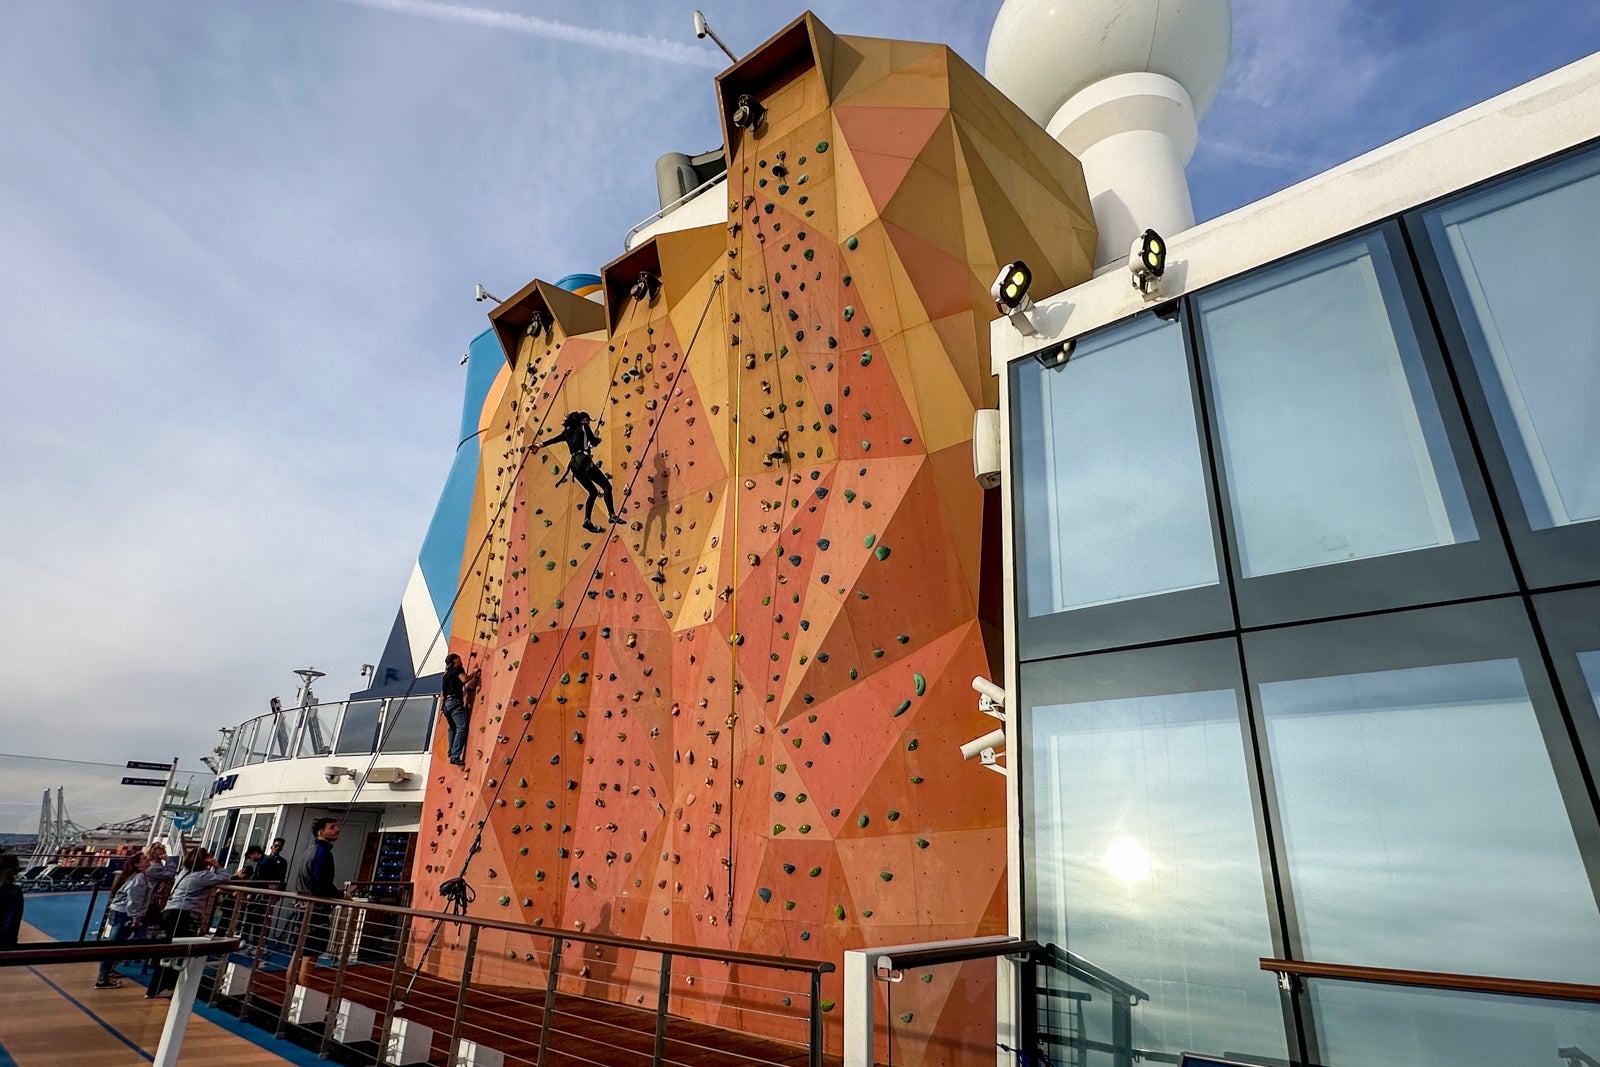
[
  {"x1": 858, "y1": 814, "x2": 870, "y2": 828},
  {"x1": 916, "y1": 839, "x2": 930, "y2": 849},
  {"x1": 875, "y1": 545, "x2": 891, "y2": 560},
  {"x1": 914, "y1": 673, "x2": 926, "y2": 695},
  {"x1": 842, "y1": 305, "x2": 855, "y2": 321},
  {"x1": 758, "y1": 887, "x2": 773, "y2": 903},
  {"x1": 893, "y1": 700, "x2": 911, "y2": 717},
  {"x1": 845, "y1": 236, "x2": 858, "y2": 250},
  {"x1": 880, "y1": 872, "x2": 894, "y2": 882},
  {"x1": 859, "y1": 351, "x2": 872, "y2": 366}
]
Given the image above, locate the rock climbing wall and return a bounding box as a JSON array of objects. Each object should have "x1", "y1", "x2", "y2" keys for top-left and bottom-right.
[{"x1": 416, "y1": 13, "x2": 1095, "y2": 1057}]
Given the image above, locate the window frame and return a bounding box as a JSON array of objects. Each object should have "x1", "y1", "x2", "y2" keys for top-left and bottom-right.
[
  {"x1": 1404, "y1": 141, "x2": 1600, "y2": 589},
  {"x1": 1188, "y1": 221, "x2": 1516, "y2": 628},
  {"x1": 1010, "y1": 307, "x2": 1235, "y2": 662}
]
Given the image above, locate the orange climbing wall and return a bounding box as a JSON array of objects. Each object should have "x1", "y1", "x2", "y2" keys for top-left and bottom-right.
[{"x1": 419, "y1": 13, "x2": 1096, "y2": 1058}]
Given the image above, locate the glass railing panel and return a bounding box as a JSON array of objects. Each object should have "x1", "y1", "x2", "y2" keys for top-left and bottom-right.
[
  {"x1": 1305, "y1": 979, "x2": 1600, "y2": 1067},
  {"x1": 885, "y1": 956, "x2": 999, "y2": 1067},
  {"x1": 378, "y1": 696, "x2": 437, "y2": 754},
  {"x1": 244, "y1": 716, "x2": 270, "y2": 765},
  {"x1": 296, "y1": 703, "x2": 340, "y2": 758},
  {"x1": 334, "y1": 700, "x2": 382, "y2": 755},
  {"x1": 265, "y1": 712, "x2": 293, "y2": 760}
]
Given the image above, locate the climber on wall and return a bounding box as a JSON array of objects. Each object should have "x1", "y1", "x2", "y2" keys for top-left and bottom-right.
[{"x1": 536, "y1": 410, "x2": 624, "y2": 534}]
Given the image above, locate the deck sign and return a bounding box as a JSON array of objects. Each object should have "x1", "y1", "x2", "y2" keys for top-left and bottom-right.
[
  {"x1": 121, "y1": 776, "x2": 167, "y2": 787},
  {"x1": 126, "y1": 760, "x2": 176, "y2": 772}
]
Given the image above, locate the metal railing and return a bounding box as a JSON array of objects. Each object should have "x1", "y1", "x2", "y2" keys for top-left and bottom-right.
[
  {"x1": 0, "y1": 935, "x2": 242, "y2": 1067},
  {"x1": 203, "y1": 884, "x2": 834, "y2": 1067},
  {"x1": 221, "y1": 694, "x2": 439, "y2": 771},
  {"x1": 623, "y1": 172, "x2": 728, "y2": 249},
  {"x1": 1259, "y1": 956, "x2": 1600, "y2": 1002}
]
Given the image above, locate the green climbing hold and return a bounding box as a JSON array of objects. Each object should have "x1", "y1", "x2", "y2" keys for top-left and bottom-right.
[
  {"x1": 845, "y1": 235, "x2": 858, "y2": 250},
  {"x1": 910, "y1": 776, "x2": 924, "y2": 784},
  {"x1": 880, "y1": 872, "x2": 894, "y2": 882},
  {"x1": 843, "y1": 489, "x2": 856, "y2": 503},
  {"x1": 896, "y1": 634, "x2": 909, "y2": 644},
  {"x1": 907, "y1": 739, "x2": 919, "y2": 751},
  {"x1": 893, "y1": 700, "x2": 911, "y2": 717},
  {"x1": 900, "y1": 1012, "x2": 915, "y2": 1023},
  {"x1": 859, "y1": 351, "x2": 871, "y2": 366},
  {"x1": 785, "y1": 900, "x2": 797, "y2": 911},
  {"x1": 773, "y1": 823, "x2": 787, "y2": 834},
  {"x1": 834, "y1": 904, "x2": 846, "y2": 920},
  {"x1": 842, "y1": 305, "x2": 855, "y2": 321},
  {"x1": 842, "y1": 274, "x2": 851, "y2": 286},
  {"x1": 875, "y1": 545, "x2": 891, "y2": 560},
  {"x1": 499, "y1": 895, "x2": 511, "y2": 905},
  {"x1": 514, "y1": 798, "x2": 525, "y2": 808},
  {"x1": 858, "y1": 813, "x2": 870, "y2": 828},
  {"x1": 887, "y1": 810, "x2": 901, "y2": 821},
  {"x1": 864, "y1": 533, "x2": 876, "y2": 547},
  {"x1": 816, "y1": 140, "x2": 829, "y2": 152},
  {"x1": 914, "y1": 672, "x2": 927, "y2": 695},
  {"x1": 915, "y1": 838, "x2": 930, "y2": 849},
  {"x1": 809, "y1": 866, "x2": 822, "y2": 877},
  {"x1": 799, "y1": 823, "x2": 812, "y2": 834}
]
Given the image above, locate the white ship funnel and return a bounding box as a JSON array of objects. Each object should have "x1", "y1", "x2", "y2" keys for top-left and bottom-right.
[{"x1": 986, "y1": 0, "x2": 1231, "y2": 270}]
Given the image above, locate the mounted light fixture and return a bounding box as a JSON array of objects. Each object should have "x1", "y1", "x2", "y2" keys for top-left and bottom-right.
[
  {"x1": 526, "y1": 310, "x2": 551, "y2": 338},
  {"x1": 991, "y1": 260, "x2": 1039, "y2": 335},
  {"x1": 1031, "y1": 338, "x2": 1075, "y2": 371},
  {"x1": 474, "y1": 283, "x2": 502, "y2": 304},
  {"x1": 630, "y1": 272, "x2": 661, "y2": 302},
  {"x1": 1129, "y1": 228, "x2": 1167, "y2": 296},
  {"x1": 731, "y1": 93, "x2": 766, "y2": 131}
]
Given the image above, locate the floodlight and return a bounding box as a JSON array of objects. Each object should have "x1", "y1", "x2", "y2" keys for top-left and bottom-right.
[
  {"x1": 692, "y1": 11, "x2": 738, "y2": 62},
  {"x1": 1031, "y1": 338, "x2": 1074, "y2": 370},
  {"x1": 990, "y1": 260, "x2": 1039, "y2": 336},
  {"x1": 1129, "y1": 229, "x2": 1167, "y2": 296},
  {"x1": 731, "y1": 94, "x2": 765, "y2": 131},
  {"x1": 630, "y1": 272, "x2": 661, "y2": 302}
]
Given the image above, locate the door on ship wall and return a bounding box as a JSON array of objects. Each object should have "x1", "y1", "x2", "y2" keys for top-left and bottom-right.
[{"x1": 277, "y1": 807, "x2": 376, "y2": 892}]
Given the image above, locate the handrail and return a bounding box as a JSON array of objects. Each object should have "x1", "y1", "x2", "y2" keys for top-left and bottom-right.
[
  {"x1": 213, "y1": 885, "x2": 834, "y2": 975},
  {"x1": 1040, "y1": 942, "x2": 1150, "y2": 1001},
  {"x1": 1260, "y1": 957, "x2": 1600, "y2": 1002},
  {"x1": 875, "y1": 937, "x2": 1040, "y2": 972},
  {"x1": 0, "y1": 936, "x2": 241, "y2": 967},
  {"x1": 623, "y1": 171, "x2": 728, "y2": 249}
]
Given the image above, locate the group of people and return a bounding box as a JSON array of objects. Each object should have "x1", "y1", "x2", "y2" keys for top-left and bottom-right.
[{"x1": 0, "y1": 819, "x2": 349, "y2": 1000}]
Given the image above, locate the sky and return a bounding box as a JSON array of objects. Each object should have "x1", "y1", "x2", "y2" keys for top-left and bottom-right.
[{"x1": 1, "y1": 0, "x2": 1596, "y2": 780}]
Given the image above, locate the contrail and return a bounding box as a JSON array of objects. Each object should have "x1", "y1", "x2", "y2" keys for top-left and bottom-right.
[{"x1": 328, "y1": 0, "x2": 725, "y2": 69}]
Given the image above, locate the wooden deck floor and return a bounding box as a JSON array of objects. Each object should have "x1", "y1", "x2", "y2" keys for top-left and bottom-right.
[{"x1": 0, "y1": 924, "x2": 298, "y2": 1066}]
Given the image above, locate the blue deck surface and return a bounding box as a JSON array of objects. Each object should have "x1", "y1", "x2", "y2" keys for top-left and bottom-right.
[{"x1": 16, "y1": 892, "x2": 326, "y2": 1067}]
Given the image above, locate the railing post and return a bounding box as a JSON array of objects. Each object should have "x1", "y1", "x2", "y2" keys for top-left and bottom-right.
[
  {"x1": 78, "y1": 884, "x2": 103, "y2": 941},
  {"x1": 318, "y1": 898, "x2": 363, "y2": 1058},
  {"x1": 536, "y1": 937, "x2": 563, "y2": 1067},
  {"x1": 1111, "y1": 994, "x2": 1133, "y2": 1067},
  {"x1": 446, "y1": 924, "x2": 480, "y2": 1065},
  {"x1": 274, "y1": 895, "x2": 314, "y2": 1039},
  {"x1": 239, "y1": 891, "x2": 277, "y2": 1020},
  {"x1": 653, "y1": 952, "x2": 673, "y2": 1067},
  {"x1": 1017, "y1": 950, "x2": 1039, "y2": 1067},
  {"x1": 375, "y1": 910, "x2": 417, "y2": 1065},
  {"x1": 810, "y1": 969, "x2": 824, "y2": 1067}
]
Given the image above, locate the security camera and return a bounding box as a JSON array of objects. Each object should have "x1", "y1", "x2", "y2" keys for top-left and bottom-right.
[
  {"x1": 323, "y1": 765, "x2": 356, "y2": 784},
  {"x1": 474, "y1": 283, "x2": 502, "y2": 304},
  {"x1": 960, "y1": 728, "x2": 1007, "y2": 762},
  {"x1": 693, "y1": 10, "x2": 708, "y2": 38},
  {"x1": 971, "y1": 675, "x2": 1007, "y2": 711}
]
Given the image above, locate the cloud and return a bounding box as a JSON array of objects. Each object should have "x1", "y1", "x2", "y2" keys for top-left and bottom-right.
[{"x1": 325, "y1": 0, "x2": 724, "y2": 69}]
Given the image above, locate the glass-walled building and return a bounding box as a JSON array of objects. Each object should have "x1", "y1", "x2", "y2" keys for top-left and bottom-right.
[{"x1": 998, "y1": 59, "x2": 1600, "y2": 1067}]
